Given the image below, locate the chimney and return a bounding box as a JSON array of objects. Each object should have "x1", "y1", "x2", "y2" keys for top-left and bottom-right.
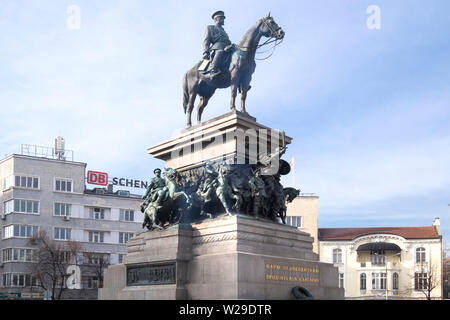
[
  {"x1": 107, "y1": 184, "x2": 113, "y2": 193},
  {"x1": 433, "y1": 217, "x2": 442, "y2": 237},
  {"x1": 433, "y1": 217, "x2": 440, "y2": 226}
]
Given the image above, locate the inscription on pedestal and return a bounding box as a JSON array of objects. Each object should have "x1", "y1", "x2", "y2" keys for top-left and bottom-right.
[
  {"x1": 126, "y1": 263, "x2": 176, "y2": 286},
  {"x1": 265, "y1": 263, "x2": 320, "y2": 284}
]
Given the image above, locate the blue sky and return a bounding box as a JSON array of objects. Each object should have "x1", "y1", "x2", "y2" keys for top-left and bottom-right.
[{"x1": 1, "y1": 1, "x2": 449, "y2": 245}]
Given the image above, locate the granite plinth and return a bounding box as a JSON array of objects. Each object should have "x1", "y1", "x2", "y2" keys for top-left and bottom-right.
[{"x1": 99, "y1": 215, "x2": 344, "y2": 300}]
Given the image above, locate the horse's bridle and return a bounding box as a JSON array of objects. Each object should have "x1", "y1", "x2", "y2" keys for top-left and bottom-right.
[
  {"x1": 261, "y1": 17, "x2": 282, "y2": 39},
  {"x1": 237, "y1": 17, "x2": 284, "y2": 53}
]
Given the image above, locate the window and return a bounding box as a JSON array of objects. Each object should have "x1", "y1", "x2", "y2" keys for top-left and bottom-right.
[
  {"x1": 3, "y1": 225, "x2": 38, "y2": 238},
  {"x1": 54, "y1": 203, "x2": 71, "y2": 216},
  {"x1": 55, "y1": 178, "x2": 72, "y2": 192},
  {"x1": 339, "y1": 273, "x2": 344, "y2": 288},
  {"x1": 415, "y1": 272, "x2": 428, "y2": 290},
  {"x1": 372, "y1": 273, "x2": 387, "y2": 290},
  {"x1": 393, "y1": 273, "x2": 399, "y2": 290},
  {"x1": 12, "y1": 175, "x2": 39, "y2": 189},
  {"x1": 2, "y1": 175, "x2": 39, "y2": 190},
  {"x1": 360, "y1": 273, "x2": 367, "y2": 290},
  {"x1": 118, "y1": 190, "x2": 130, "y2": 197},
  {"x1": 85, "y1": 253, "x2": 109, "y2": 265},
  {"x1": 119, "y1": 209, "x2": 134, "y2": 222},
  {"x1": 285, "y1": 216, "x2": 302, "y2": 228},
  {"x1": 3, "y1": 200, "x2": 14, "y2": 214},
  {"x1": 370, "y1": 250, "x2": 385, "y2": 266},
  {"x1": 119, "y1": 232, "x2": 134, "y2": 244},
  {"x1": 54, "y1": 228, "x2": 71, "y2": 240},
  {"x1": 88, "y1": 231, "x2": 104, "y2": 243},
  {"x1": 118, "y1": 254, "x2": 124, "y2": 264},
  {"x1": 2, "y1": 248, "x2": 35, "y2": 262},
  {"x1": 84, "y1": 276, "x2": 99, "y2": 289},
  {"x1": 58, "y1": 251, "x2": 72, "y2": 264},
  {"x1": 416, "y1": 247, "x2": 426, "y2": 264},
  {"x1": 3, "y1": 175, "x2": 14, "y2": 190},
  {"x1": 332, "y1": 248, "x2": 342, "y2": 264},
  {"x1": 2, "y1": 274, "x2": 38, "y2": 287},
  {"x1": 90, "y1": 208, "x2": 105, "y2": 220},
  {"x1": 3, "y1": 199, "x2": 39, "y2": 214}
]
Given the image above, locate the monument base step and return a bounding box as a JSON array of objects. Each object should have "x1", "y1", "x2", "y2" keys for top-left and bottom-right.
[{"x1": 99, "y1": 215, "x2": 343, "y2": 300}]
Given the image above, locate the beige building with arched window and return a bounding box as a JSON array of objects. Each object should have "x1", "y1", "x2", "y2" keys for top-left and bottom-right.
[{"x1": 318, "y1": 218, "x2": 443, "y2": 300}]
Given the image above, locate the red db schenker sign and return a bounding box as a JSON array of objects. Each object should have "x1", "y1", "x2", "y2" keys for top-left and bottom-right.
[{"x1": 87, "y1": 171, "x2": 108, "y2": 186}]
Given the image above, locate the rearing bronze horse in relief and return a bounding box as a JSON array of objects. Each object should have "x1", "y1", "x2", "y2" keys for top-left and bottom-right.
[{"x1": 182, "y1": 14, "x2": 285, "y2": 127}]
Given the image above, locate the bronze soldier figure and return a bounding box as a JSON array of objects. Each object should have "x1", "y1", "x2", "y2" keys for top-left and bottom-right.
[
  {"x1": 215, "y1": 162, "x2": 242, "y2": 215},
  {"x1": 203, "y1": 10, "x2": 233, "y2": 79},
  {"x1": 248, "y1": 169, "x2": 267, "y2": 218},
  {"x1": 196, "y1": 164, "x2": 218, "y2": 215},
  {"x1": 142, "y1": 168, "x2": 167, "y2": 210}
]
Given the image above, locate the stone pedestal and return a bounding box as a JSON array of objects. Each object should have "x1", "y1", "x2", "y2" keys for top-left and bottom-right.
[
  {"x1": 147, "y1": 111, "x2": 292, "y2": 172},
  {"x1": 99, "y1": 215, "x2": 344, "y2": 300},
  {"x1": 100, "y1": 111, "x2": 344, "y2": 300}
]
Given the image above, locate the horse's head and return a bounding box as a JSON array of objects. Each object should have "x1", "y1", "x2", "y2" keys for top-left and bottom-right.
[
  {"x1": 163, "y1": 167, "x2": 178, "y2": 182},
  {"x1": 260, "y1": 13, "x2": 285, "y2": 40}
]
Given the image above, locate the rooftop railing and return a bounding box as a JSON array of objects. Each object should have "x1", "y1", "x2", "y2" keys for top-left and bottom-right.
[{"x1": 21, "y1": 144, "x2": 74, "y2": 161}]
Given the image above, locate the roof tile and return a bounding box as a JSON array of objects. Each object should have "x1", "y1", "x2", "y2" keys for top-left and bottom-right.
[{"x1": 318, "y1": 226, "x2": 439, "y2": 241}]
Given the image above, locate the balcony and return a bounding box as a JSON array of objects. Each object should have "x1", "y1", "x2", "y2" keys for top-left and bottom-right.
[{"x1": 358, "y1": 261, "x2": 401, "y2": 270}]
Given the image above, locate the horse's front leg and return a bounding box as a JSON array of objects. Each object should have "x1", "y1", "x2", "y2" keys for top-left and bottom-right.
[
  {"x1": 230, "y1": 82, "x2": 238, "y2": 111},
  {"x1": 187, "y1": 93, "x2": 196, "y2": 127},
  {"x1": 240, "y1": 82, "x2": 251, "y2": 113},
  {"x1": 197, "y1": 96, "x2": 210, "y2": 124}
]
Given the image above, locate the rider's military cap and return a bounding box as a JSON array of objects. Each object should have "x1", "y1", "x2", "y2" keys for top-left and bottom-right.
[
  {"x1": 153, "y1": 168, "x2": 162, "y2": 174},
  {"x1": 211, "y1": 10, "x2": 225, "y2": 19}
]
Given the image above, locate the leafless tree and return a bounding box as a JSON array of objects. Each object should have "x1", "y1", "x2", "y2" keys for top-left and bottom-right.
[
  {"x1": 405, "y1": 262, "x2": 441, "y2": 300},
  {"x1": 27, "y1": 230, "x2": 82, "y2": 300},
  {"x1": 82, "y1": 252, "x2": 110, "y2": 288}
]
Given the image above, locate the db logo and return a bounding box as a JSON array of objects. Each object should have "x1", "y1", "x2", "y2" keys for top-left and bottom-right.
[{"x1": 87, "y1": 171, "x2": 108, "y2": 186}]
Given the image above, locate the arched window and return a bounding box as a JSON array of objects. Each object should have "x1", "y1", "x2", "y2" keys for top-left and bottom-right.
[
  {"x1": 416, "y1": 247, "x2": 426, "y2": 263},
  {"x1": 333, "y1": 248, "x2": 342, "y2": 264},
  {"x1": 360, "y1": 273, "x2": 367, "y2": 290},
  {"x1": 392, "y1": 273, "x2": 399, "y2": 290}
]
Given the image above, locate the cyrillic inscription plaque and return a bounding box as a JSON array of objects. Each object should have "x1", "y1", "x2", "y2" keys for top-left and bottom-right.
[{"x1": 126, "y1": 263, "x2": 176, "y2": 286}]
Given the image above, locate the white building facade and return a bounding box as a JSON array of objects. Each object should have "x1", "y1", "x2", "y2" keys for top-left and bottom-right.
[
  {"x1": 0, "y1": 151, "x2": 144, "y2": 294},
  {"x1": 319, "y1": 220, "x2": 443, "y2": 300}
]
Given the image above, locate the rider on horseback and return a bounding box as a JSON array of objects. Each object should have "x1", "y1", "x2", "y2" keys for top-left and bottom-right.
[
  {"x1": 203, "y1": 10, "x2": 234, "y2": 79},
  {"x1": 142, "y1": 168, "x2": 167, "y2": 210}
]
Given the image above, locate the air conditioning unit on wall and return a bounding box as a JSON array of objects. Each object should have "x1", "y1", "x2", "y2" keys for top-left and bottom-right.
[
  {"x1": 1, "y1": 214, "x2": 6, "y2": 220},
  {"x1": 63, "y1": 215, "x2": 70, "y2": 221}
]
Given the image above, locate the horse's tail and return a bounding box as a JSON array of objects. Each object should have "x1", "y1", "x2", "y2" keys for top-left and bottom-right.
[{"x1": 182, "y1": 72, "x2": 189, "y2": 114}]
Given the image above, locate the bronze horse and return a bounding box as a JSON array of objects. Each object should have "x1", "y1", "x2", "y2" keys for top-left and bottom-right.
[{"x1": 183, "y1": 14, "x2": 285, "y2": 127}]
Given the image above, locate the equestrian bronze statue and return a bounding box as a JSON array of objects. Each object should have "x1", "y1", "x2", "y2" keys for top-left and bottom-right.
[{"x1": 183, "y1": 12, "x2": 285, "y2": 127}]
